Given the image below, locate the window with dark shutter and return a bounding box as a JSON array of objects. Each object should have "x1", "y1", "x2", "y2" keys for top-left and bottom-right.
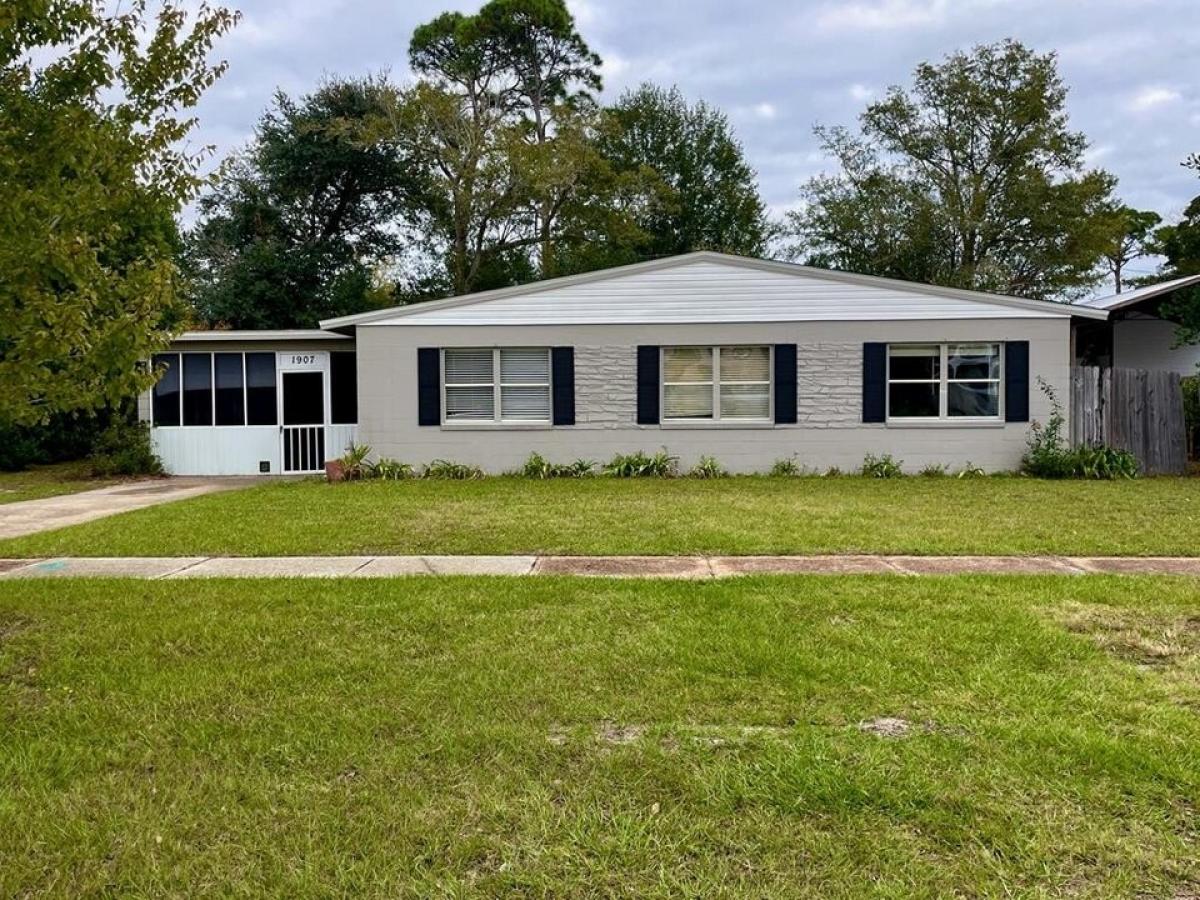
[
  {"x1": 1004, "y1": 341, "x2": 1030, "y2": 422},
  {"x1": 551, "y1": 347, "x2": 575, "y2": 426},
  {"x1": 774, "y1": 344, "x2": 797, "y2": 424},
  {"x1": 636, "y1": 345, "x2": 660, "y2": 424},
  {"x1": 417, "y1": 348, "x2": 441, "y2": 426},
  {"x1": 862, "y1": 343, "x2": 887, "y2": 423}
]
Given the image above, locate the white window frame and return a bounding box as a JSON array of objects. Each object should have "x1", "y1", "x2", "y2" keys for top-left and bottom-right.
[
  {"x1": 886, "y1": 342, "x2": 1004, "y2": 422},
  {"x1": 660, "y1": 345, "x2": 774, "y2": 424},
  {"x1": 441, "y1": 347, "x2": 553, "y2": 425}
]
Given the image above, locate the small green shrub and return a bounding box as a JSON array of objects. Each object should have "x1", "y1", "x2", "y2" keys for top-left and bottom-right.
[
  {"x1": 1072, "y1": 446, "x2": 1139, "y2": 480},
  {"x1": 919, "y1": 463, "x2": 947, "y2": 478},
  {"x1": 822, "y1": 466, "x2": 843, "y2": 478},
  {"x1": 603, "y1": 450, "x2": 678, "y2": 478},
  {"x1": 338, "y1": 444, "x2": 371, "y2": 480},
  {"x1": 89, "y1": 420, "x2": 163, "y2": 477},
  {"x1": 688, "y1": 455, "x2": 727, "y2": 479},
  {"x1": 1022, "y1": 378, "x2": 1139, "y2": 479},
  {"x1": 0, "y1": 428, "x2": 42, "y2": 472},
  {"x1": 770, "y1": 456, "x2": 801, "y2": 477},
  {"x1": 522, "y1": 452, "x2": 595, "y2": 478},
  {"x1": 369, "y1": 458, "x2": 415, "y2": 480},
  {"x1": 423, "y1": 459, "x2": 484, "y2": 480},
  {"x1": 861, "y1": 453, "x2": 904, "y2": 478}
]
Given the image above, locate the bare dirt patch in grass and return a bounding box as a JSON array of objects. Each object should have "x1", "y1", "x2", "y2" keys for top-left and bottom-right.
[
  {"x1": 1060, "y1": 604, "x2": 1200, "y2": 670},
  {"x1": 596, "y1": 721, "x2": 646, "y2": 745}
]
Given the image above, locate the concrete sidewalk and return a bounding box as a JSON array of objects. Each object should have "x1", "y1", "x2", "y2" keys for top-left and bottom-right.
[{"x1": 2, "y1": 554, "x2": 1200, "y2": 579}]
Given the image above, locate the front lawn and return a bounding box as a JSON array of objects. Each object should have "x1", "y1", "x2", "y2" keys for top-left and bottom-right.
[
  {"x1": 1, "y1": 575, "x2": 1197, "y2": 895},
  {"x1": 0, "y1": 460, "x2": 117, "y2": 505},
  {"x1": 2, "y1": 475, "x2": 1199, "y2": 557}
]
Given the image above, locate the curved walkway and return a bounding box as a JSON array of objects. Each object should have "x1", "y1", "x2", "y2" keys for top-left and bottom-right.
[
  {"x1": 2, "y1": 554, "x2": 1199, "y2": 579},
  {"x1": 0, "y1": 478, "x2": 256, "y2": 540}
]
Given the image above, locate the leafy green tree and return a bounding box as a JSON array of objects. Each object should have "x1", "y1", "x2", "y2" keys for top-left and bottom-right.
[
  {"x1": 186, "y1": 76, "x2": 418, "y2": 328},
  {"x1": 788, "y1": 40, "x2": 1118, "y2": 301},
  {"x1": 1148, "y1": 162, "x2": 1200, "y2": 346},
  {"x1": 596, "y1": 84, "x2": 769, "y2": 260},
  {"x1": 401, "y1": 0, "x2": 613, "y2": 294},
  {"x1": 0, "y1": 0, "x2": 236, "y2": 427},
  {"x1": 1100, "y1": 206, "x2": 1161, "y2": 294}
]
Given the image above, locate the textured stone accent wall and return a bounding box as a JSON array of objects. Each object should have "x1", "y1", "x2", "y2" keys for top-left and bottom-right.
[
  {"x1": 575, "y1": 346, "x2": 637, "y2": 428},
  {"x1": 797, "y1": 343, "x2": 861, "y2": 427},
  {"x1": 572, "y1": 343, "x2": 863, "y2": 429}
]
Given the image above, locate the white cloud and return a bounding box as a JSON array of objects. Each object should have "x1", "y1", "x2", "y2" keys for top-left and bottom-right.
[
  {"x1": 1124, "y1": 85, "x2": 1183, "y2": 112},
  {"x1": 815, "y1": 0, "x2": 949, "y2": 31},
  {"x1": 754, "y1": 101, "x2": 778, "y2": 120},
  {"x1": 848, "y1": 83, "x2": 874, "y2": 102},
  {"x1": 567, "y1": 0, "x2": 598, "y2": 29},
  {"x1": 600, "y1": 52, "x2": 630, "y2": 82}
]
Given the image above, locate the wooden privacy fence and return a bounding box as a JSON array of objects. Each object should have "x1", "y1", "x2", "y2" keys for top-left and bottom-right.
[{"x1": 1071, "y1": 366, "x2": 1187, "y2": 474}]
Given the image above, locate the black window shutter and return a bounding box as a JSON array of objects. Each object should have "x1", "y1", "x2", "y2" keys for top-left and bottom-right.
[
  {"x1": 1005, "y1": 341, "x2": 1030, "y2": 422},
  {"x1": 636, "y1": 345, "x2": 660, "y2": 425},
  {"x1": 862, "y1": 343, "x2": 887, "y2": 423},
  {"x1": 773, "y1": 344, "x2": 797, "y2": 424},
  {"x1": 417, "y1": 347, "x2": 440, "y2": 426},
  {"x1": 551, "y1": 347, "x2": 575, "y2": 426}
]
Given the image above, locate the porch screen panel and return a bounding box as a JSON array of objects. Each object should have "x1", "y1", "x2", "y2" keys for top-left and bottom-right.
[
  {"x1": 152, "y1": 353, "x2": 181, "y2": 426},
  {"x1": 245, "y1": 353, "x2": 277, "y2": 425},
  {"x1": 214, "y1": 353, "x2": 245, "y2": 426},
  {"x1": 330, "y1": 351, "x2": 357, "y2": 424},
  {"x1": 182, "y1": 353, "x2": 213, "y2": 426}
]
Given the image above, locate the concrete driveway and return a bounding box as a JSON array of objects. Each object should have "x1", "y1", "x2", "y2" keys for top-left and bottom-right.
[{"x1": 0, "y1": 478, "x2": 256, "y2": 540}]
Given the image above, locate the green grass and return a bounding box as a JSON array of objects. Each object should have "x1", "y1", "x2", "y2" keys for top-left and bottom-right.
[
  {"x1": 3, "y1": 476, "x2": 1200, "y2": 557},
  {"x1": 0, "y1": 460, "x2": 117, "y2": 505},
  {"x1": 2, "y1": 575, "x2": 1198, "y2": 896}
]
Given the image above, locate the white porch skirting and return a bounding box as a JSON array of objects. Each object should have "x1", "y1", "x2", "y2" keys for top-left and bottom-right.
[{"x1": 152, "y1": 424, "x2": 359, "y2": 476}]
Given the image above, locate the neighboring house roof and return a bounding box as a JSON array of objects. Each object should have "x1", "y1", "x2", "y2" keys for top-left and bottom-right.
[
  {"x1": 320, "y1": 251, "x2": 1109, "y2": 330},
  {"x1": 173, "y1": 329, "x2": 353, "y2": 342},
  {"x1": 1076, "y1": 273, "x2": 1200, "y2": 313}
]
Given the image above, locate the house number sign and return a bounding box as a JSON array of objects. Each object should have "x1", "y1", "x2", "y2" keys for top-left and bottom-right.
[{"x1": 277, "y1": 351, "x2": 328, "y2": 371}]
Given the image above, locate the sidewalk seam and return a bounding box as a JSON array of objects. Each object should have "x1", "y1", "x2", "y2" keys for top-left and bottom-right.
[{"x1": 157, "y1": 557, "x2": 210, "y2": 579}]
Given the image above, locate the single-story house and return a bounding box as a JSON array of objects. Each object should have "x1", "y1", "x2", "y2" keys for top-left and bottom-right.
[
  {"x1": 1072, "y1": 273, "x2": 1200, "y2": 375},
  {"x1": 141, "y1": 251, "x2": 1120, "y2": 475}
]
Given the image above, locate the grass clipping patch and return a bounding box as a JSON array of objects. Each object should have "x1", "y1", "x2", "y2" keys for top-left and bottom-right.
[
  {"x1": 1057, "y1": 602, "x2": 1200, "y2": 715},
  {"x1": 1060, "y1": 603, "x2": 1200, "y2": 670}
]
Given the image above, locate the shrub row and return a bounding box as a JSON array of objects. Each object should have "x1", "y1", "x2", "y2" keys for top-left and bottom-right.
[{"x1": 333, "y1": 446, "x2": 1122, "y2": 481}]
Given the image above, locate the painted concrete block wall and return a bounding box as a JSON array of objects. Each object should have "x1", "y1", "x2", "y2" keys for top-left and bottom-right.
[
  {"x1": 356, "y1": 318, "x2": 1070, "y2": 474},
  {"x1": 1114, "y1": 318, "x2": 1200, "y2": 375}
]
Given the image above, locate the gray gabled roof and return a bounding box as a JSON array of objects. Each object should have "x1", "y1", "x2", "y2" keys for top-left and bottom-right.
[
  {"x1": 1077, "y1": 273, "x2": 1200, "y2": 313},
  {"x1": 320, "y1": 251, "x2": 1109, "y2": 330}
]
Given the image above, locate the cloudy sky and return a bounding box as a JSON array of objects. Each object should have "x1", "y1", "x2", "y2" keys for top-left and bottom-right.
[{"x1": 191, "y1": 0, "x2": 1199, "y2": 283}]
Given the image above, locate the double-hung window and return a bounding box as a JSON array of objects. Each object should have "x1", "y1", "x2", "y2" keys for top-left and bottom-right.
[
  {"x1": 662, "y1": 346, "x2": 772, "y2": 422},
  {"x1": 887, "y1": 343, "x2": 1002, "y2": 420},
  {"x1": 443, "y1": 348, "x2": 551, "y2": 423}
]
